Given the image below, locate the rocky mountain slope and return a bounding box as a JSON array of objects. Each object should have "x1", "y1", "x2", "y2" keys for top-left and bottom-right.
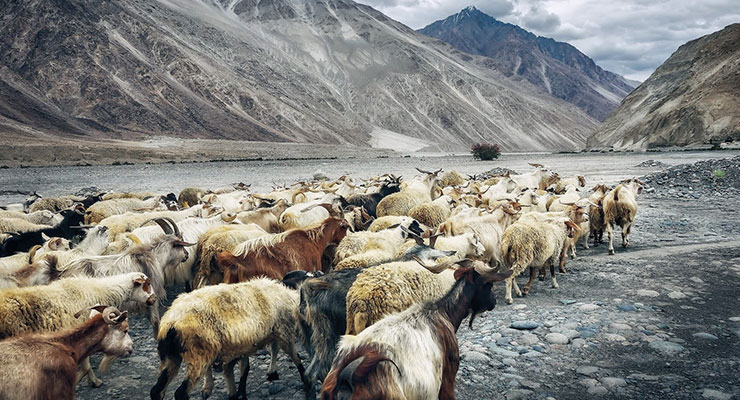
[
  {"x1": 0, "y1": 0, "x2": 599, "y2": 152},
  {"x1": 588, "y1": 24, "x2": 740, "y2": 150},
  {"x1": 419, "y1": 6, "x2": 636, "y2": 122}
]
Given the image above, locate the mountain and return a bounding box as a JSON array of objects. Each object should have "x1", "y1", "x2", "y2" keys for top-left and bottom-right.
[
  {"x1": 588, "y1": 24, "x2": 740, "y2": 150},
  {"x1": 0, "y1": 0, "x2": 599, "y2": 153},
  {"x1": 418, "y1": 6, "x2": 636, "y2": 122}
]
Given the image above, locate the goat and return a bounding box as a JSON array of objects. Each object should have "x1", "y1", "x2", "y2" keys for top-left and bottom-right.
[
  {"x1": 603, "y1": 179, "x2": 643, "y2": 255},
  {"x1": 0, "y1": 208, "x2": 86, "y2": 257},
  {"x1": 0, "y1": 306, "x2": 132, "y2": 400},
  {"x1": 321, "y1": 259, "x2": 511, "y2": 400},
  {"x1": 150, "y1": 278, "x2": 311, "y2": 400},
  {"x1": 376, "y1": 169, "x2": 441, "y2": 217},
  {"x1": 216, "y1": 217, "x2": 349, "y2": 283}
]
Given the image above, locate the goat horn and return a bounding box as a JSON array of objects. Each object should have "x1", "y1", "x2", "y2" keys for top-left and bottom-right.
[
  {"x1": 162, "y1": 217, "x2": 181, "y2": 237},
  {"x1": 401, "y1": 225, "x2": 424, "y2": 245},
  {"x1": 151, "y1": 218, "x2": 173, "y2": 235},
  {"x1": 415, "y1": 167, "x2": 433, "y2": 175},
  {"x1": 473, "y1": 262, "x2": 514, "y2": 282},
  {"x1": 413, "y1": 256, "x2": 454, "y2": 274}
]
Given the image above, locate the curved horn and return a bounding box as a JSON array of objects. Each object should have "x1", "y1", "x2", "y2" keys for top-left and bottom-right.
[
  {"x1": 413, "y1": 256, "x2": 455, "y2": 274},
  {"x1": 401, "y1": 225, "x2": 424, "y2": 245},
  {"x1": 221, "y1": 212, "x2": 237, "y2": 222},
  {"x1": 163, "y1": 217, "x2": 182, "y2": 237},
  {"x1": 473, "y1": 262, "x2": 514, "y2": 282},
  {"x1": 151, "y1": 218, "x2": 174, "y2": 235}
]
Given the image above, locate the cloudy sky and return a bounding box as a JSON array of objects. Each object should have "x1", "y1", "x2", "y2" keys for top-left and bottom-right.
[{"x1": 357, "y1": 0, "x2": 740, "y2": 81}]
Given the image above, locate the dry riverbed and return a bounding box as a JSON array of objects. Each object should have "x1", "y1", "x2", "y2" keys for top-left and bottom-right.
[{"x1": 57, "y1": 152, "x2": 740, "y2": 400}]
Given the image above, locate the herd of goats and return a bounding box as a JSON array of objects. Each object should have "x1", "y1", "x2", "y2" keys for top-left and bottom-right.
[{"x1": 0, "y1": 165, "x2": 644, "y2": 400}]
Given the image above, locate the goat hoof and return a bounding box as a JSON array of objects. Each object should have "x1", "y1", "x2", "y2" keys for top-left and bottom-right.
[
  {"x1": 201, "y1": 392, "x2": 211, "y2": 400},
  {"x1": 505, "y1": 298, "x2": 514, "y2": 305},
  {"x1": 90, "y1": 378, "x2": 103, "y2": 388},
  {"x1": 608, "y1": 249, "x2": 615, "y2": 255},
  {"x1": 559, "y1": 268, "x2": 567, "y2": 273},
  {"x1": 213, "y1": 360, "x2": 223, "y2": 373},
  {"x1": 267, "y1": 371, "x2": 280, "y2": 381}
]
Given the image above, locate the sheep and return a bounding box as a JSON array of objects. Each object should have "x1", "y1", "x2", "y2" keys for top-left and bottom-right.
[
  {"x1": 376, "y1": 168, "x2": 441, "y2": 217},
  {"x1": 279, "y1": 197, "x2": 342, "y2": 231},
  {"x1": 0, "y1": 209, "x2": 60, "y2": 226},
  {"x1": 0, "y1": 306, "x2": 133, "y2": 400},
  {"x1": 0, "y1": 217, "x2": 54, "y2": 234},
  {"x1": 178, "y1": 187, "x2": 206, "y2": 208},
  {"x1": 0, "y1": 272, "x2": 155, "y2": 387},
  {"x1": 408, "y1": 195, "x2": 455, "y2": 229},
  {"x1": 321, "y1": 260, "x2": 512, "y2": 400},
  {"x1": 192, "y1": 223, "x2": 269, "y2": 289},
  {"x1": 546, "y1": 185, "x2": 584, "y2": 212},
  {"x1": 480, "y1": 176, "x2": 516, "y2": 205},
  {"x1": 0, "y1": 208, "x2": 86, "y2": 257},
  {"x1": 603, "y1": 179, "x2": 643, "y2": 255},
  {"x1": 60, "y1": 218, "x2": 193, "y2": 334},
  {"x1": 27, "y1": 195, "x2": 82, "y2": 213},
  {"x1": 588, "y1": 184, "x2": 611, "y2": 246},
  {"x1": 216, "y1": 217, "x2": 349, "y2": 283},
  {"x1": 499, "y1": 214, "x2": 578, "y2": 304},
  {"x1": 85, "y1": 196, "x2": 168, "y2": 224},
  {"x1": 150, "y1": 278, "x2": 311, "y2": 400},
  {"x1": 344, "y1": 259, "x2": 458, "y2": 336},
  {"x1": 436, "y1": 201, "x2": 521, "y2": 266},
  {"x1": 511, "y1": 163, "x2": 556, "y2": 191}
]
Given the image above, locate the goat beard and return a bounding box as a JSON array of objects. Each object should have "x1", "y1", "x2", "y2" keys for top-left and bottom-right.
[{"x1": 468, "y1": 308, "x2": 479, "y2": 329}]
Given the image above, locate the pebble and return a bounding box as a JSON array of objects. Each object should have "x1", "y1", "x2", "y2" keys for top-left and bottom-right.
[
  {"x1": 562, "y1": 329, "x2": 581, "y2": 340},
  {"x1": 579, "y1": 304, "x2": 600, "y2": 312},
  {"x1": 587, "y1": 385, "x2": 609, "y2": 395},
  {"x1": 268, "y1": 382, "x2": 284, "y2": 394},
  {"x1": 491, "y1": 346, "x2": 520, "y2": 358},
  {"x1": 692, "y1": 332, "x2": 719, "y2": 340},
  {"x1": 702, "y1": 389, "x2": 733, "y2": 400},
  {"x1": 576, "y1": 366, "x2": 599, "y2": 376},
  {"x1": 463, "y1": 350, "x2": 490, "y2": 363},
  {"x1": 572, "y1": 338, "x2": 586, "y2": 348},
  {"x1": 627, "y1": 373, "x2": 659, "y2": 381},
  {"x1": 729, "y1": 317, "x2": 740, "y2": 322},
  {"x1": 617, "y1": 304, "x2": 636, "y2": 311},
  {"x1": 504, "y1": 389, "x2": 534, "y2": 400},
  {"x1": 518, "y1": 333, "x2": 539, "y2": 345},
  {"x1": 491, "y1": 333, "x2": 502, "y2": 341},
  {"x1": 502, "y1": 358, "x2": 517, "y2": 366},
  {"x1": 610, "y1": 323, "x2": 632, "y2": 331},
  {"x1": 560, "y1": 299, "x2": 577, "y2": 305},
  {"x1": 545, "y1": 333, "x2": 569, "y2": 344},
  {"x1": 544, "y1": 320, "x2": 558, "y2": 328},
  {"x1": 667, "y1": 291, "x2": 687, "y2": 299},
  {"x1": 511, "y1": 320, "x2": 540, "y2": 330},
  {"x1": 519, "y1": 380, "x2": 541, "y2": 390},
  {"x1": 649, "y1": 340, "x2": 686, "y2": 355},
  {"x1": 637, "y1": 289, "x2": 660, "y2": 297},
  {"x1": 602, "y1": 333, "x2": 627, "y2": 342},
  {"x1": 600, "y1": 377, "x2": 627, "y2": 389},
  {"x1": 581, "y1": 378, "x2": 600, "y2": 387},
  {"x1": 512, "y1": 304, "x2": 527, "y2": 310}
]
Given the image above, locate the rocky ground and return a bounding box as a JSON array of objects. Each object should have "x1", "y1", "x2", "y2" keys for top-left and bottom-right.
[{"x1": 66, "y1": 154, "x2": 738, "y2": 400}]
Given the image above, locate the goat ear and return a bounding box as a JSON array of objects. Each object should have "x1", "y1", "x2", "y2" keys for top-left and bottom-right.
[
  {"x1": 75, "y1": 304, "x2": 107, "y2": 318},
  {"x1": 41, "y1": 232, "x2": 51, "y2": 241},
  {"x1": 112, "y1": 311, "x2": 128, "y2": 324}
]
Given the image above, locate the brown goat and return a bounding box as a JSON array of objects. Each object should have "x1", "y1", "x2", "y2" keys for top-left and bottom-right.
[
  {"x1": 217, "y1": 217, "x2": 349, "y2": 283},
  {"x1": 0, "y1": 306, "x2": 132, "y2": 400}
]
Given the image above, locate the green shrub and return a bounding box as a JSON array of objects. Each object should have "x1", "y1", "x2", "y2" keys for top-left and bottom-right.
[
  {"x1": 471, "y1": 143, "x2": 501, "y2": 161},
  {"x1": 713, "y1": 169, "x2": 725, "y2": 178}
]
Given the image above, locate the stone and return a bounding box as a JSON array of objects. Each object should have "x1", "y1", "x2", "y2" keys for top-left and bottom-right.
[
  {"x1": 610, "y1": 323, "x2": 632, "y2": 331},
  {"x1": 587, "y1": 385, "x2": 609, "y2": 395},
  {"x1": 560, "y1": 299, "x2": 577, "y2": 305},
  {"x1": 729, "y1": 317, "x2": 740, "y2": 322},
  {"x1": 600, "y1": 377, "x2": 627, "y2": 389},
  {"x1": 576, "y1": 366, "x2": 599, "y2": 376},
  {"x1": 511, "y1": 320, "x2": 540, "y2": 330},
  {"x1": 617, "y1": 304, "x2": 636, "y2": 311},
  {"x1": 692, "y1": 332, "x2": 719, "y2": 340},
  {"x1": 627, "y1": 373, "x2": 659, "y2": 381},
  {"x1": 505, "y1": 389, "x2": 534, "y2": 400},
  {"x1": 512, "y1": 304, "x2": 527, "y2": 310},
  {"x1": 491, "y1": 333, "x2": 502, "y2": 341},
  {"x1": 491, "y1": 346, "x2": 520, "y2": 358},
  {"x1": 519, "y1": 380, "x2": 541, "y2": 390},
  {"x1": 562, "y1": 329, "x2": 581, "y2": 340},
  {"x1": 502, "y1": 358, "x2": 517, "y2": 366},
  {"x1": 702, "y1": 389, "x2": 733, "y2": 400},
  {"x1": 522, "y1": 350, "x2": 543, "y2": 358},
  {"x1": 637, "y1": 289, "x2": 660, "y2": 297},
  {"x1": 463, "y1": 350, "x2": 490, "y2": 363},
  {"x1": 572, "y1": 338, "x2": 586, "y2": 348},
  {"x1": 545, "y1": 333, "x2": 569, "y2": 344},
  {"x1": 649, "y1": 340, "x2": 685, "y2": 355},
  {"x1": 519, "y1": 333, "x2": 539, "y2": 346},
  {"x1": 602, "y1": 333, "x2": 627, "y2": 342},
  {"x1": 580, "y1": 304, "x2": 601, "y2": 312},
  {"x1": 667, "y1": 291, "x2": 687, "y2": 299},
  {"x1": 268, "y1": 382, "x2": 284, "y2": 395}
]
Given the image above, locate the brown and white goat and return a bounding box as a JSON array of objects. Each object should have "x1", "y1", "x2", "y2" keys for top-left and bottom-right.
[
  {"x1": 603, "y1": 179, "x2": 643, "y2": 255},
  {"x1": 0, "y1": 306, "x2": 132, "y2": 400},
  {"x1": 216, "y1": 217, "x2": 349, "y2": 283},
  {"x1": 321, "y1": 260, "x2": 511, "y2": 400}
]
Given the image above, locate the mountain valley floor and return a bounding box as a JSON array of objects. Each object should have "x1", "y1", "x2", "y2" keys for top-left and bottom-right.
[{"x1": 11, "y1": 150, "x2": 738, "y2": 400}]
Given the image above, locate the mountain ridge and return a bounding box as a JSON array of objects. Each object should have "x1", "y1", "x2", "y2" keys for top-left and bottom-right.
[{"x1": 418, "y1": 6, "x2": 636, "y2": 121}]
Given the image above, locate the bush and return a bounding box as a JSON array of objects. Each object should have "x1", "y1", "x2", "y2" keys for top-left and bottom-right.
[
  {"x1": 471, "y1": 143, "x2": 501, "y2": 161},
  {"x1": 713, "y1": 169, "x2": 725, "y2": 178}
]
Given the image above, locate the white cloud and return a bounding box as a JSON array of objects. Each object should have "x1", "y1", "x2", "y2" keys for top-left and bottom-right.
[{"x1": 357, "y1": 0, "x2": 740, "y2": 81}]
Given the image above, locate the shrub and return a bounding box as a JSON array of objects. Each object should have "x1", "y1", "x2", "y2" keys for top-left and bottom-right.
[
  {"x1": 713, "y1": 169, "x2": 725, "y2": 179},
  {"x1": 471, "y1": 143, "x2": 501, "y2": 161}
]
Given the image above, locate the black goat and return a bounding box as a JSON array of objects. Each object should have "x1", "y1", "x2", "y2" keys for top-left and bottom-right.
[
  {"x1": 0, "y1": 208, "x2": 86, "y2": 256},
  {"x1": 346, "y1": 181, "x2": 401, "y2": 218}
]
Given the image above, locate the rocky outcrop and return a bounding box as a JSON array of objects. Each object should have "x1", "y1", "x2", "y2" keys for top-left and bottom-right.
[{"x1": 587, "y1": 24, "x2": 740, "y2": 150}]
